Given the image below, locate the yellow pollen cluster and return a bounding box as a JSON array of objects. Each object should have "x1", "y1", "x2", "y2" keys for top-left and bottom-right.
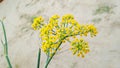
[
  {"x1": 31, "y1": 14, "x2": 98, "y2": 57},
  {"x1": 70, "y1": 38, "x2": 90, "y2": 58},
  {"x1": 31, "y1": 16, "x2": 44, "y2": 30}
]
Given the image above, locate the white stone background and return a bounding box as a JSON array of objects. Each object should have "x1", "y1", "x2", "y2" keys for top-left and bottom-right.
[{"x1": 0, "y1": 0, "x2": 120, "y2": 68}]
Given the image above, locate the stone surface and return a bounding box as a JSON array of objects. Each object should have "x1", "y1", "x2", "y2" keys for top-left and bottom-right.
[{"x1": 0, "y1": 0, "x2": 120, "y2": 68}]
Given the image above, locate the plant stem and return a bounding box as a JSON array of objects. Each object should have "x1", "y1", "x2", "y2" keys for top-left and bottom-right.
[
  {"x1": 44, "y1": 42, "x2": 62, "y2": 68},
  {"x1": 0, "y1": 20, "x2": 8, "y2": 55},
  {"x1": 6, "y1": 56, "x2": 12, "y2": 68},
  {"x1": 0, "y1": 20, "x2": 12, "y2": 68},
  {"x1": 37, "y1": 48, "x2": 41, "y2": 68}
]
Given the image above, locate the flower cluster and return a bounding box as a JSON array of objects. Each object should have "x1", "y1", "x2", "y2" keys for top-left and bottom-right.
[
  {"x1": 31, "y1": 16, "x2": 44, "y2": 30},
  {"x1": 31, "y1": 14, "x2": 98, "y2": 58},
  {"x1": 70, "y1": 38, "x2": 89, "y2": 58}
]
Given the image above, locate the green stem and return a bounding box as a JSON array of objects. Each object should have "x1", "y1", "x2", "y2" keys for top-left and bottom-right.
[
  {"x1": 6, "y1": 56, "x2": 12, "y2": 68},
  {"x1": 0, "y1": 20, "x2": 12, "y2": 68},
  {"x1": 0, "y1": 20, "x2": 8, "y2": 55},
  {"x1": 46, "y1": 51, "x2": 49, "y2": 63},
  {"x1": 44, "y1": 42, "x2": 62, "y2": 68},
  {"x1": 37, "y1": 48, "x2": 41, "y2": 68}
]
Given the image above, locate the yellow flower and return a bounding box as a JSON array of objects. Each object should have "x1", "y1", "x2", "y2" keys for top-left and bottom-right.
[
  {"x1": 31, "y1": 14, "x2": 98, "y2": 58},
  {"x1": 31, "y1": 16, "x2": 44, "y2": 30},
  {"x1": 70, "y1": 38, "x2": 89, "y2": 58},
  {"x1": 62, "y1": 14, "x2": 74, "y2": 20},
  {"x1": 51, "y1": 14, "x2": 60, "y2": 19},
  {"x1": 88, "y1": 24, "x2": 98, "y2": 37}
]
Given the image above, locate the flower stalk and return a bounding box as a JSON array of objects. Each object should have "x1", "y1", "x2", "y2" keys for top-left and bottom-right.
[
  {"x1": 37, "y1": 48, "x2": 41, "y2": 68},
  {"x1": 44, "y1": 41, "x2": 62, "y2": 68},
  {"x1": 0, "y1": 20, "x2": 12, "y2": 68}
]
